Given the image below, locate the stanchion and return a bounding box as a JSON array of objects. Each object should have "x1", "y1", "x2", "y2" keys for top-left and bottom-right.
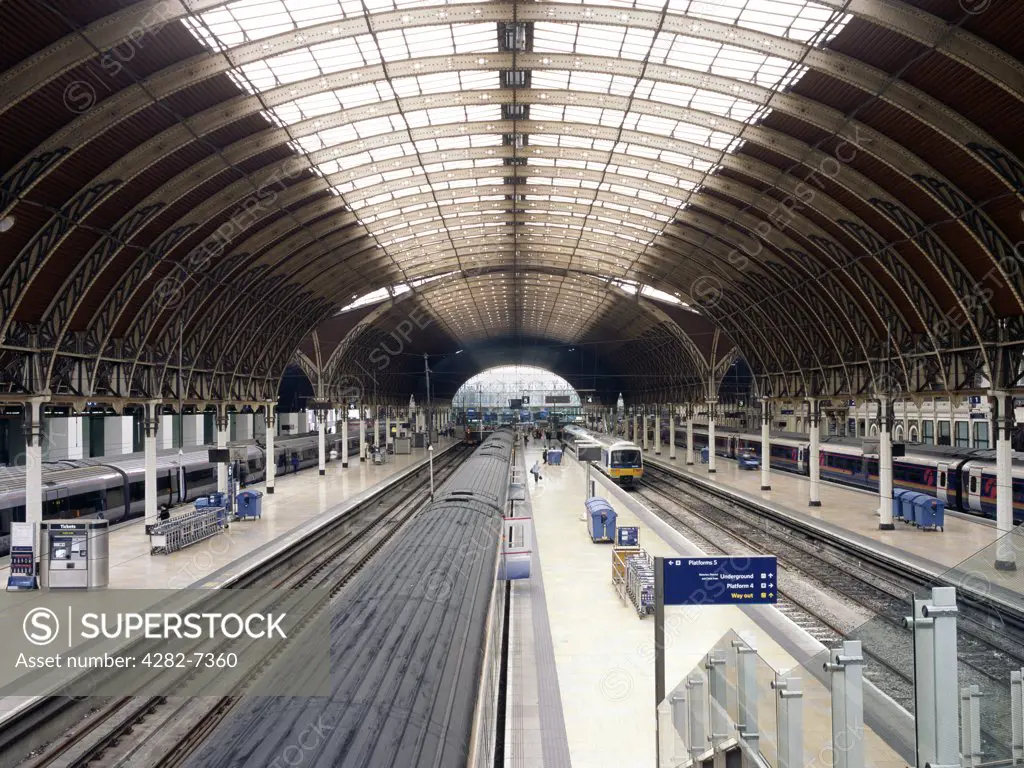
[
  {"x1": 825, "y1": 640, "x2": 864, "y2": 768},
  {"x1": 733, "y1": 637, "x2": 759, "y2": 751},
  {"x1": 773, "y1": 676, "x2": 803, "y2": 768}
]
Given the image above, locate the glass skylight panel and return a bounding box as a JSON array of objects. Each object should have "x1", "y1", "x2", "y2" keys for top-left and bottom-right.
[{"x1": 184, "y1": 0, "x2": 849, "y2": 318}]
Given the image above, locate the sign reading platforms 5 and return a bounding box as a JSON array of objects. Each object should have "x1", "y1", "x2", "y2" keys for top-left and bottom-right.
[{"x1": 662, "y1": 556, "x2": 778, "y2": 605}]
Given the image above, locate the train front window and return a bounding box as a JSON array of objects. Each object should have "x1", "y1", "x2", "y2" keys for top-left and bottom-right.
[{"x1": 612, "y1": 450, "x2": 642, "y2": 468}]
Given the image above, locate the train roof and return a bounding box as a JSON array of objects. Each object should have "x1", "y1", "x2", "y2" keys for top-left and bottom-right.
[{"x1": 0, "y1": 464, "x2": 122, "y2": 494}]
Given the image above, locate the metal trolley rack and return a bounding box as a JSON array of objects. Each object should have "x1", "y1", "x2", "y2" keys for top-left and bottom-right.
[
  {"x1": 149, "y1": 507, "x2": 226, "y2": 555},
  {"x1": 612, "y1": 546, "x2": 655, "y2": 618}
]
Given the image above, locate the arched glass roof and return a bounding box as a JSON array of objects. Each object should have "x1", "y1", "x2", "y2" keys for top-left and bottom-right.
[
  {"x1": 451, "y1": 364, "x2": 582, "y2": 408},
  {"x1": 180, "y1": 0, "x2": 850, "y2": 341}
]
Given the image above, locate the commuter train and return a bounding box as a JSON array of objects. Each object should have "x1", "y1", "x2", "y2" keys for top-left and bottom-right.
[
  {"x1": 669, "y1": 425, "x2": 1024, "y2": 523},
  {"x1": 187, "y1": 428, "x2": 516, "y2": 766},
  {"x1": 564, "y1": 425, "x2": 644, "y2": 486},
  {"x1": 0, "y1": 425, "x2": 383, "y2": 555}
]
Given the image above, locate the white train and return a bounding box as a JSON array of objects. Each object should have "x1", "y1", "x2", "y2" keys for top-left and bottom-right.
[{"x1": 564, "y1": 425, "x2": 644, "y2": 487}]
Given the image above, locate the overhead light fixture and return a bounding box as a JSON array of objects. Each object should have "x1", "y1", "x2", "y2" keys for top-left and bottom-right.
[
  {"x1": 0, "y1": 215, "x2": 15, "y2": 233},
  {"x1": 455, "y1": 349, "x2": 463, "y2": 354}
]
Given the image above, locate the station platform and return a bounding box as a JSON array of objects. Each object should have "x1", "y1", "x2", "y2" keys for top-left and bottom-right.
[
  {"x1": 522, "y1": 444, "x2": 907, "y2": 768},
  {"x1": 0, "y1": 438, "x2": 456, "y2": 728},
  {"x1": 643, "y1": 451, "x2": 1024, "y2": 604},
  {"x1": 0, "y1": 438, "x2": 456, "y2": 592}
]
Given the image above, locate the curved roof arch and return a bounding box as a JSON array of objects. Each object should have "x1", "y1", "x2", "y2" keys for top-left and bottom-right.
[{"x1": 1, "y1": 0, "x2": 1023, "y2": 405}]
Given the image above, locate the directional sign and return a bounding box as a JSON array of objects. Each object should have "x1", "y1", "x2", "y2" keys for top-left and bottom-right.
[
  {"x1": 616, "y1": 526, "x2": 639, "y2": 547},
  {"x1": 662, "y1": 556, "x2": 778, "y2": 605}
]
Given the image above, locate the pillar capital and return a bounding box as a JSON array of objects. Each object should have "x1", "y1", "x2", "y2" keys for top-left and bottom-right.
[
  {"x1": 22, "y1": 396, "x2": 49, "y2": 446},
  {"x1": 144, "y1": 400, "x2": 162, "y2": 437},
  {"x1": 806, "y1": 397, "x2": 820, "y2": 426},
  {"x1": 264, "y1": 401, "x2": 276, "y2": 428},
  {"x1": 310, "y1": 398, "x2": 331, "y2": 424},
  {"x1": 987, "y1": 390, "x2": 1016, "y2": 438}
]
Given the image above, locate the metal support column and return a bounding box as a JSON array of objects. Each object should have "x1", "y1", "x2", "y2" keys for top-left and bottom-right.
[
  {"x1": 686, "y1": 405, "x2": 695, "y2": 465},
  {"x1": 808, "y1": 398, "x2": 821, "y2": 507},
  {"x1": 359, "y1": 403, "x2": 367, "y2": 461},
  {"x1": 733, "y1": 637, "x2": 758, "y2": 750},
  {"x1": 992, "y1": 391, "x2": 1017, "y2": 570},
  {"x1": 960, "y1": 685, "x2": 982, "y2": 768},
  {"x1": 686, "y1": 674, "x2": 706, "y2": 759},
  {"x1": 669, "y1": 405, "x2": 677, "y2": 460},
  {"x1": 265, "y1": 403, "x2": 276, "y2": 493},
  {"x1": 341, "y1": 407, "x2": 349, "y2": 468},
  {"x1": 654, "y1": 408, "x2": 661, "y2": 455},
  {"x1": 144, "y1": 400, "x2": 160, "y2": 526},
  {"x1": 825, "y1": 640, "x2": 865, "y2": 768},
  {"x1": 670, "y1": 690, "x2": 687, "y2": 762},
  {"x1": 315, "y1": 403, "x2": 327, "y2": 476},
  {"x1": 877, "y1": 396, "x2": 895, "y2": 529},
  {"x1": 905, "y1": 598, "x2": 936, "y2": 768},
  {"x1": 761, "y1": 398, "x2": 772, "y2": 490},
  {"x1": 216, "y1": 406, "x2": 228, "y2": 494},
  {"x1": 1011, "y1": 669, "x2": 1023, "y2": 764},
  {"x1": 923, "y1": 587, "x2": 960, "y2": 768},
  {"x1": 774, "y1": 676, "x2": 804, "y2": 768},
  {"x1": 706, "y1": 650, "x2": 728, "y2": 748},
  {"x1": 24, "y1": 397, "x2": 46, "y2": 556},
  {"x1": 707, "y1": 400, "x2": 718, "y2": 474}
]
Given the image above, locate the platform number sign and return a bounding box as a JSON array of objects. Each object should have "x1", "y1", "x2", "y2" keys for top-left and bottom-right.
[{"x1": 662, "y1": 556, "x2": 778, "y2": 605}]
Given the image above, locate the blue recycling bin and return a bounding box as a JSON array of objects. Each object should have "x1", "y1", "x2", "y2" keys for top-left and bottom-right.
[
  {"x1": 700, "y1": 446, "x2": 709, "y2": 464},
  {"x1": 913, "y1": 495, "x2": 945, "y2": 531},
  {"x1": 892, "y1": 489, "x2": 908, "y2": 522},
  {"x1": 236, "y1": 490, "x2": 263, "y2": 520},
  {"x1": 547, "y1": 449, "x2": 563, "y2": 465},
  {"x1": 584, "y1": 497, "x2": 617, "y2": 543}
]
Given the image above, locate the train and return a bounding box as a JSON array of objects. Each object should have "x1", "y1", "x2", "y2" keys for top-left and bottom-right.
[
  {"x1": 564, "y1": 425, "x2": 644, "y2": 486},
  {"x1": 185, "y1": 428, "x2": 516, "y2": 766},
  {"x1": 0, "y1": 424, "x2": 384, "y2": 555},
  {"x1": 656, "y1": 424, "x2": 1024, "y2": 523}
]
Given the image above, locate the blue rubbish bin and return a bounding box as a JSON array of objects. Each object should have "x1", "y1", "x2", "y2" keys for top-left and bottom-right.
[
  {"x1": 700, "y1": 446, "x2": 709, "y2": 464},
  {"x1": 548, "y1": 449, "x2": 563, "y2": 465},
  {"x1": 235, "y1": 490, "x2": 263, "y2": 520},
  {"x1": 914, "y1": 495, "x2": 945, "y2": 531},
  {"x1": 584, "y1": 497, "x2": 617, "y2": 543},
  {"x1": 901, "y1": 491, "x2": 923, "y2": 526},
  {"x1": 892, "y1": 489, "x2": 908, "y2": 522}
]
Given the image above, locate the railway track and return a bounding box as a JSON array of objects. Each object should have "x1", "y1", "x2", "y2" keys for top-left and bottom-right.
[
  {"x1": 638, "y1": 465, "x2": 1024, "y2": 760},
  {"x1": 7, "y1": 447, "x2": 470, "y2": 768}
]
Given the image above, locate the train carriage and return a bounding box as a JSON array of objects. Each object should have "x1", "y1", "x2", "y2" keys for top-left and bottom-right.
[{"x1": 684, "y1": 425, "x2": 1024, "y2": 523}]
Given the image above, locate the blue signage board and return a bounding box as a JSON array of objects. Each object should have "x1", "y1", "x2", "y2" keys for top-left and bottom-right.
[
  {"x1": 662, "y1": 556, "x2": 778, "y2": 605},
  {"x1": 616, "y1": 526, "x2": 639, "y2": 547}
]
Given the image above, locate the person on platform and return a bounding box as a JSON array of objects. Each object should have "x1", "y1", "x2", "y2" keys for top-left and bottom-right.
[{"x1": 530, "y1": 461, "x2": 542, "y2": 483}]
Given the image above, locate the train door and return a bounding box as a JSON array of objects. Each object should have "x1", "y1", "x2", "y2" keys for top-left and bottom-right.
[
  {"x1": 728, "y1": 435, "x2": 737, "y2": 457},
  {"x1": 936, "y1": 463, "x2": 949, "y2": 504},
  {"x1": 44, "y1": 487, "x2": 69, "y2": 520},
  {"x1": 967, "y1": 466, "x2": 982, "y2": 512},
  {"x1": 796, "y1": 446, "x2": 806, "y2": 474}
]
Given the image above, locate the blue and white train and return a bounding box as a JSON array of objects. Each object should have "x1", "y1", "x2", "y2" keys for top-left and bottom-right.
[
  {"x1": 676, "y1": 425, "x2": 1024, "y2": 523},
  {"x1": 0, "y1": 424, "x2": 382, "y2": 555}
]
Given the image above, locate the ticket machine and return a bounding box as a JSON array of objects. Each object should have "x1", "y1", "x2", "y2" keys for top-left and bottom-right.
[{"x1": 40, "y1": 520, "x2": 109, "y2": 589}]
